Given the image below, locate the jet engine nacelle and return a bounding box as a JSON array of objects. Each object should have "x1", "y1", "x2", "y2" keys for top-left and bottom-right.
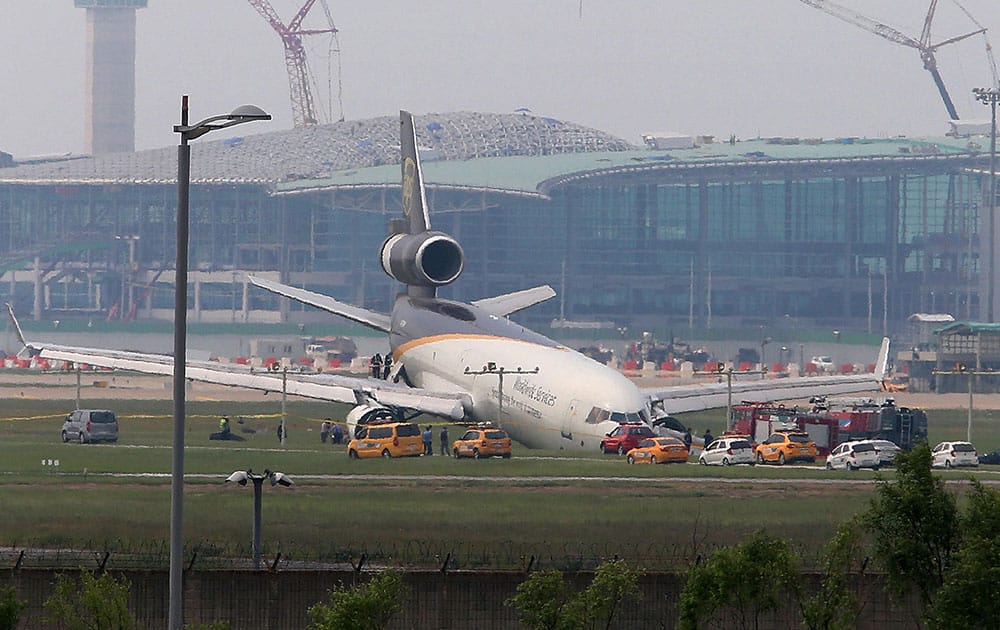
[
  {"x1": 345, "y1": 403, "x2": 400, "y2": 439},
  {"x1": 380, "y1": 231, "x2": 464, "y2": 287}
]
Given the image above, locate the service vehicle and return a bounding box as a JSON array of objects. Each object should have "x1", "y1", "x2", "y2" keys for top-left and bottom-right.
[
  {"x1": 600, "y1": 422, "x2": 655, "y2": 455},
  {"x1": 825, "y1": 440, "x2": 880, "y2": 470},
  {"x1": 61, "y1": 409, "x2": 118, "y2": 444},
  {"x1": 810, "y1": 356, "x2": 835, "y2": 372},
  {"x1": 870, "y1": 439, "x2": 902, "y2": 466},
  {"x1": 699, "y1": 437, "x2": 755, "y2": 466},
  {"x1": 978, "y1": 449, "x2": 1000, "y2": 465},
  {"x1": 625, "y1": 437, "x2": 689, "y2": 464},
  {"x1": 754, "y1": 431, "x2": 818, "y2": 465},
  {"x1": 347, "y1": 421, "x2": 423, "y2": 459},
  {"x1": 452, "y1": 424, "x2": 512, "y2": 459},
  {"x1": 931, "y1": 441, "x2": 978, "y2": 468}
]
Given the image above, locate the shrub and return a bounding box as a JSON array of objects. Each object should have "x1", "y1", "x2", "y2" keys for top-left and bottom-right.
[
  {"x1": 307, "y1": 571, "x2": 408, "y2": 630},
  {"x1": 43, "y1": 569, "x2": 137, "y2": 630}
]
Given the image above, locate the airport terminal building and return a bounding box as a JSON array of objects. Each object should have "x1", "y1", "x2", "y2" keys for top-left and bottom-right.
[{"x1": 0, "y1": 111, "x2": 993, "y2": 335}]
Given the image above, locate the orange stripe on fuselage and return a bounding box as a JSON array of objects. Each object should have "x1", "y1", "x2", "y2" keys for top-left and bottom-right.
[{"x1": 393, "y1": 333, "x2": 565, "y2": 361}]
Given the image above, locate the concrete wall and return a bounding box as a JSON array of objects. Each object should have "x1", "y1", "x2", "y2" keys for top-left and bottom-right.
[{"x1": 1, "y1": 568, "x2": 917, "y2": 629}]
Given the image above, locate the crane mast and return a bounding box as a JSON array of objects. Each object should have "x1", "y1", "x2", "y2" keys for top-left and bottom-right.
[
  {"x1": 248, "y1": 0, "x2": 340, "y2": 127},
  {"x1": 799, "y1": 0, "x2": 987, "y2": 121}
]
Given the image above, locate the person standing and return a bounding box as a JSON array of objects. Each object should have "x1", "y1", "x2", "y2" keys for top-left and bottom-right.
[
  {"x1": 440, "y1": 425, "x2": 450, "y2": 456},
  {"x1": 683, "y1": 427, "x2": 692, "y2": 451},
  {"x1": 370, "y1": 353, "x2": 383, "y2": 379},
  {"x1": 422, "y1": 425, "x2": 433, "y2": 455},
  {"x1": 332, "y1": 422, "x2": 343, "y2": 445},
  {"x1": 702, "y1": 428, "x2": 714, "y2": 450},
  {"x1": 219, "y1": 417, "x2": 231, "y2": 437},
  {"x1": 320, "y1": 419, "x2": 331, "y2": 444},
  {"x1": 382, "y1": 354, "x2": 393, "y2": 380}
]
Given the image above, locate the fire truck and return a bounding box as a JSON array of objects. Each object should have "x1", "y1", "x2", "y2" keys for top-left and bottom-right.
[
  {"x1": 728, "y1": 397, "x2": 928, "y2": 454},
  {"x1": 728, "y1": 401, "x2": 840, "y2": 455},
  {"x1": 809, "y1": 397, "x2": 927, "y2": 450}
]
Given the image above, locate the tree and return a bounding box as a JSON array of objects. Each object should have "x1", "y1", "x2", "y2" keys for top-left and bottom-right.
[
  {"x1": 506, "y1": 569, "x2": 575, "y2": 630},
  {"x1": 678, "y1": 530, "x2": 800, "y2": 630},
  {"x1": 0, "y1": 587, "x2": 26, "y2": 630},
  {"x1": 864, "y1": 443, "x2": 958, "y2": 611},
  {"x1": 799, "y1": 518, "x2": 869, "y2": 630},
  {"x1": 506, "y1": 559, "x2": 640, "y2": 630},
  {"x1": 43, "y1": 569, "x2": 137, "y2": 630},
  {"x1": 307, "y1": 571, "x2": 408, "y2": 630},
  {"x1": 927, "y1": 481, "x2": 1000, "y2": 629}
]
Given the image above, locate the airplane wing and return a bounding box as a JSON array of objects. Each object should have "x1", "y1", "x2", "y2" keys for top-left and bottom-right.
[
  {"x1": 471, "y1": 285, "x2": 556, "y2": 317},
  {"x1": 247, "y1": 276, "x2": 392, "y2": 333},
  {"x1": 5, "y1": 304, "x2": 468, "y2": 420},
  {"x1": 643, "y1": 337, "x2": 891, "y2": 414}
]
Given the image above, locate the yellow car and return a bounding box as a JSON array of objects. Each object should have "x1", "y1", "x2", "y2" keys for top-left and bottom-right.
[
  {"x1": 625, "y1": 437, "x2": 689, "y2": 464},
  {"x1": 347, "y1": 422, "x2": 423, "y2": 459},
  {"x1": 452, "y1": 426, "x2": 512, "y2": 459},
  {"x1": 754, "y1": 431, "x2": 818, "y2": 465}
]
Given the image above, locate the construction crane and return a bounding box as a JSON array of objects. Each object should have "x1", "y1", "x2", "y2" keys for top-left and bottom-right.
[
  {"x1": 798, "y1": 0, "x2": 987, "y2": 120},
  {"x1": 248, "y1": 0, "x2": 342, "y2": 127}
]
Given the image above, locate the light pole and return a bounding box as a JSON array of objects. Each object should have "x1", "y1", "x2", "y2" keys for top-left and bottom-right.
[
  {"x1": 974, "y1": 87, "x2": 999, "y2": 322},
  {"x1": 115, "y1": 235, "x2": 139, "y2": 318},
  {"x1": 225, "y1": 469, "x2": 294, "y2": 570},
  {"x1": 464, "y1": 363, "x2": 539, "y2": 422},
  {"x1": 760, "y1": 336, "x2": 771, "y2": 379},
  {"x1": 170, "y1": 96, "x2": 269, "y2": 630}
]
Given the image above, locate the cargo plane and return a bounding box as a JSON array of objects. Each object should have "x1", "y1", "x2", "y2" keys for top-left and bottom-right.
[{"x1": 5, "y1": 111, "x2": 890, "y2": 451}]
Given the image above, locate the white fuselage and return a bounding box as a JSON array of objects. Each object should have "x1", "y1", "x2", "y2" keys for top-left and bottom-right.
[{"x1": 394, "y1": 334, "x2": 650, "y2": 451}]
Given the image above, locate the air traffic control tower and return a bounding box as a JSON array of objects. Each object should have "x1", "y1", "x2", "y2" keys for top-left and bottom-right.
[{"x1": 75, "y1": 0, "x2": 147, "y2": 155}]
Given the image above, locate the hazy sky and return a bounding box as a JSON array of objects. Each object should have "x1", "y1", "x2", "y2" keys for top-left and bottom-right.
[{"x1": 3, "y1": 1, "x2": 1000, "y2": 157}]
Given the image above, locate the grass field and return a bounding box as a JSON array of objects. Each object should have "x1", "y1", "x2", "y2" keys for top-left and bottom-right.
[{"x1": 1, "y1": 394, "x2": 998, "y2": 570}]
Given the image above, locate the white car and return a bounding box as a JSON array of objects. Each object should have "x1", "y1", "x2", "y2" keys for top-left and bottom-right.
[
  {"x1": 932, "y1": 441, "x2": 978, "y2": 468},
  {"x1": 826, "y1": 441, "x2": 880, "y2": 470},
  {"x1": 699, "y1": 437, "x2": 755, "y2": 466},
  {"x1": 810, "y1": 356, "x2": 835, "y2": 373},
  {"x1": 869, "y1": 439, "x2": 902, "y2": 466}
]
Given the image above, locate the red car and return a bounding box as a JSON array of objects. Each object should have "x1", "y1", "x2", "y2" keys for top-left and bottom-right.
[{"x1": 600, "y1": 422, "x2": 655, "y2": 455}]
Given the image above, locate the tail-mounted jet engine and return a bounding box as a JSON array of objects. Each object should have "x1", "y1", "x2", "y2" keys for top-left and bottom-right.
[
  {"x1": 345, "y1": 403, "x2": 401, "y2": 439},
  {"x1": 380, "y1": 231, "x2": 464, "y2": 287}
]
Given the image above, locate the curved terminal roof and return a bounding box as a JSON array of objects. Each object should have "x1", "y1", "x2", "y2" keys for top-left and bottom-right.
[
  {"x1": 0, "y1": 111, "x2": 986, "y2": 198},
  {"x1": 0, "y1": 111, "x2": 635, "y2": 186}
]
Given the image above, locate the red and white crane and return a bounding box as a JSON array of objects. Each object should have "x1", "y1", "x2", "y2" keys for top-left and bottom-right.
[
  {"x1": 799, "y1": 0, "x2": 994, "y2": 120},
  {"x1": 247, "y1": 0, "x2": 342, "y2": 127}
]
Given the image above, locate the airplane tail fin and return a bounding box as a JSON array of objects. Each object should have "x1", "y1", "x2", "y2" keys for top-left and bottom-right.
[
  {"x1": 5, "y1": 303, "x2": 28, "y2": 349},
  {"x1": 400, "y1": 110, "x2": 431, "y2": 234},
  {"x1": 874, "y1": 337, "x2": 890, "y2": 381}
]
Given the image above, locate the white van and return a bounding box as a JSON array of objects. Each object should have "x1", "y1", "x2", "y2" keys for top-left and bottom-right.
[{"x1": 62, "y1": 409, "x2": 119, "y2": 444}]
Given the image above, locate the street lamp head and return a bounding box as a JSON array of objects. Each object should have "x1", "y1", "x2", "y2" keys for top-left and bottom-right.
[
  {"x1": 267, "y1": 470, "x2": 294, "y2": 487},
  {"x1": 227, "y1": 104, "x2": 271, "y2": 121},
  {"x1": 175, "y1": 101, "x2": 272, "y2": 142},
  {"x1": 226, "y1": 470, "x2": 249, "y2": 486}
]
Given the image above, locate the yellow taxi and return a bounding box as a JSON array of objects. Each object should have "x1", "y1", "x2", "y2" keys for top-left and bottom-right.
[
  {"x1": 754, "y1": 431, "x2": 818, "y2": 465},
  {"x1": 347, "y1": 421, "x2": 423, "y2": 459},
  {"x1": 452, "y1": 424, "x2": 513, "y2": 459},
  {"x1": 625, "y1": 437, "x2": 689, "y2": 465}
]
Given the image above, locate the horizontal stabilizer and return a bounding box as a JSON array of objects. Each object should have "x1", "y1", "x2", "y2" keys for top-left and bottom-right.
[
  {"x1": 248, "y1": 276, "x2": 391, "y2": 333},
  {"x1": 472, "y1": 285, "x2": 556, "y2": 317}
]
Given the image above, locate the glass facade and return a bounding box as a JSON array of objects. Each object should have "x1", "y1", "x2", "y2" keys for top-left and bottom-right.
[{"x1": 0, "y1": 154, "x2": 988, "y2": 334}]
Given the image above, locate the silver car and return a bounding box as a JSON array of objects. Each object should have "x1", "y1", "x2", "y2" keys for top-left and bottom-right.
[
  {"x1": 699, "y1": 437, "x2": 755, "y2": 466},
  {"x1": 61, "y1": 409, "x2": 119, "y2": 444},
  {"x1": 826, "y1": 441, "x2": 880, "y2": 470},
  {"x1": 932, "y1": 441, "x2": 978, "y2": 468}
]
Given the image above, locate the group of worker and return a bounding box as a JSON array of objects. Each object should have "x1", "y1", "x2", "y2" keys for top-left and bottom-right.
[
  {"x1": 369, "y1": 353, "x2": 393, "y2": 379},
  {"x1": 319, "y1": 418, "x2": 344, "y2": 444}
]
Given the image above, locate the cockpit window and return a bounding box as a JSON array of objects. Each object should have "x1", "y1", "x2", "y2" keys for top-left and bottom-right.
[
  {"x1": 585, "y1": 407, "x2": 611, "y2": 425},
  {"x1": 589, "y1": 407, "x2": 647, "y2": 426}
]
